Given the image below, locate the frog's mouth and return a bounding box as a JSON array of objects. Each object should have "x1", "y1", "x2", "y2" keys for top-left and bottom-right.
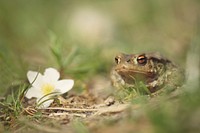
[{"x1": 116, "y1": 69, "x2": 157, "y2": 84}]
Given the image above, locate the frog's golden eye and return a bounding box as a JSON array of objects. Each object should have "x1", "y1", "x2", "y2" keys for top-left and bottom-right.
[
  {"x1": 115, "y1": 56, "x2": 121, "y2": 64},
  {"x1": 137, "y1": 55, "x2": 147, "y2": 65}
]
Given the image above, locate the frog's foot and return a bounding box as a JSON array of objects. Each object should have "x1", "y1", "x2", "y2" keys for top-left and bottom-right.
[{"x1": 104, "y1": 96, "x2": 115, "y2": 106}]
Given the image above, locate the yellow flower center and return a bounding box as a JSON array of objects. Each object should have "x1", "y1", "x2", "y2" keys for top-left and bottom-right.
[{"x1": 41, "y1": 84, "x2": 55, "y2": 95}]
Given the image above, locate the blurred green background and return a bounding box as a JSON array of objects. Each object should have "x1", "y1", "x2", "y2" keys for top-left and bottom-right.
[{"x1": 0, "y1": 0, "x2": 199, "y2": 95}]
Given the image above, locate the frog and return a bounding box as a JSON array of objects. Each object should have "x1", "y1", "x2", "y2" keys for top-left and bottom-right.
[{"x1": 110, "y1": 52, "x2": 184, "y2": 93}]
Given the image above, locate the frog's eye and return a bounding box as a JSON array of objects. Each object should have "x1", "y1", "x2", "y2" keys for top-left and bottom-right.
[
  {"x1": 137, "y1": 55, "x2": 147, "y2": 65},
  {"x1": 115, "y1": 56, "x2": 121, "y2": 64}
]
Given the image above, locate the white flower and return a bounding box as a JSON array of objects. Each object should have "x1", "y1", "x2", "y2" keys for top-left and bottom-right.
[{"x1": 25, "y1": 67, "x2": 74, "y2": 108}]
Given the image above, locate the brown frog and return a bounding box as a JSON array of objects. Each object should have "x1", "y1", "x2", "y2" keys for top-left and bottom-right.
[{"x1": 110, "y1": 52, "x2": 184, "y2": 93}]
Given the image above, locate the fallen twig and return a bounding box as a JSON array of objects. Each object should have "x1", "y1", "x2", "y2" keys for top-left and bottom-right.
[
  {"x1": 41, "y1": 107, "x2": 98, "y2": 112},
  {"x1": 41, "y1": 103, "x2": 131, "y2": 117},
  {"x1": 49, "y1": 112, "x2": 87, "y2": 118}
]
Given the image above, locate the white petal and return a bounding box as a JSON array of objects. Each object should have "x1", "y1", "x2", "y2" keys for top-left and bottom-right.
[
  {"x1": 43, "y1": 68, "x2": 60, "y2": 82},
  {"x1": 25, "y1": 87, "x2": 43, "y2": 99},
  {"x1": 55, "y1": 79, "x2": 74, "y2": 94},
  {"x1": 37, "y1": 99, "x2": 54, "y2": 109},
  {"x1": 27, "y1": 71, "x2": 43, "y2": 88}
]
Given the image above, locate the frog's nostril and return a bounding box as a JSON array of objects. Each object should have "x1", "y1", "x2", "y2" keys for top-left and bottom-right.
[{"x1": 127, "y1": 59, "x2": 131, "y2": 63}]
